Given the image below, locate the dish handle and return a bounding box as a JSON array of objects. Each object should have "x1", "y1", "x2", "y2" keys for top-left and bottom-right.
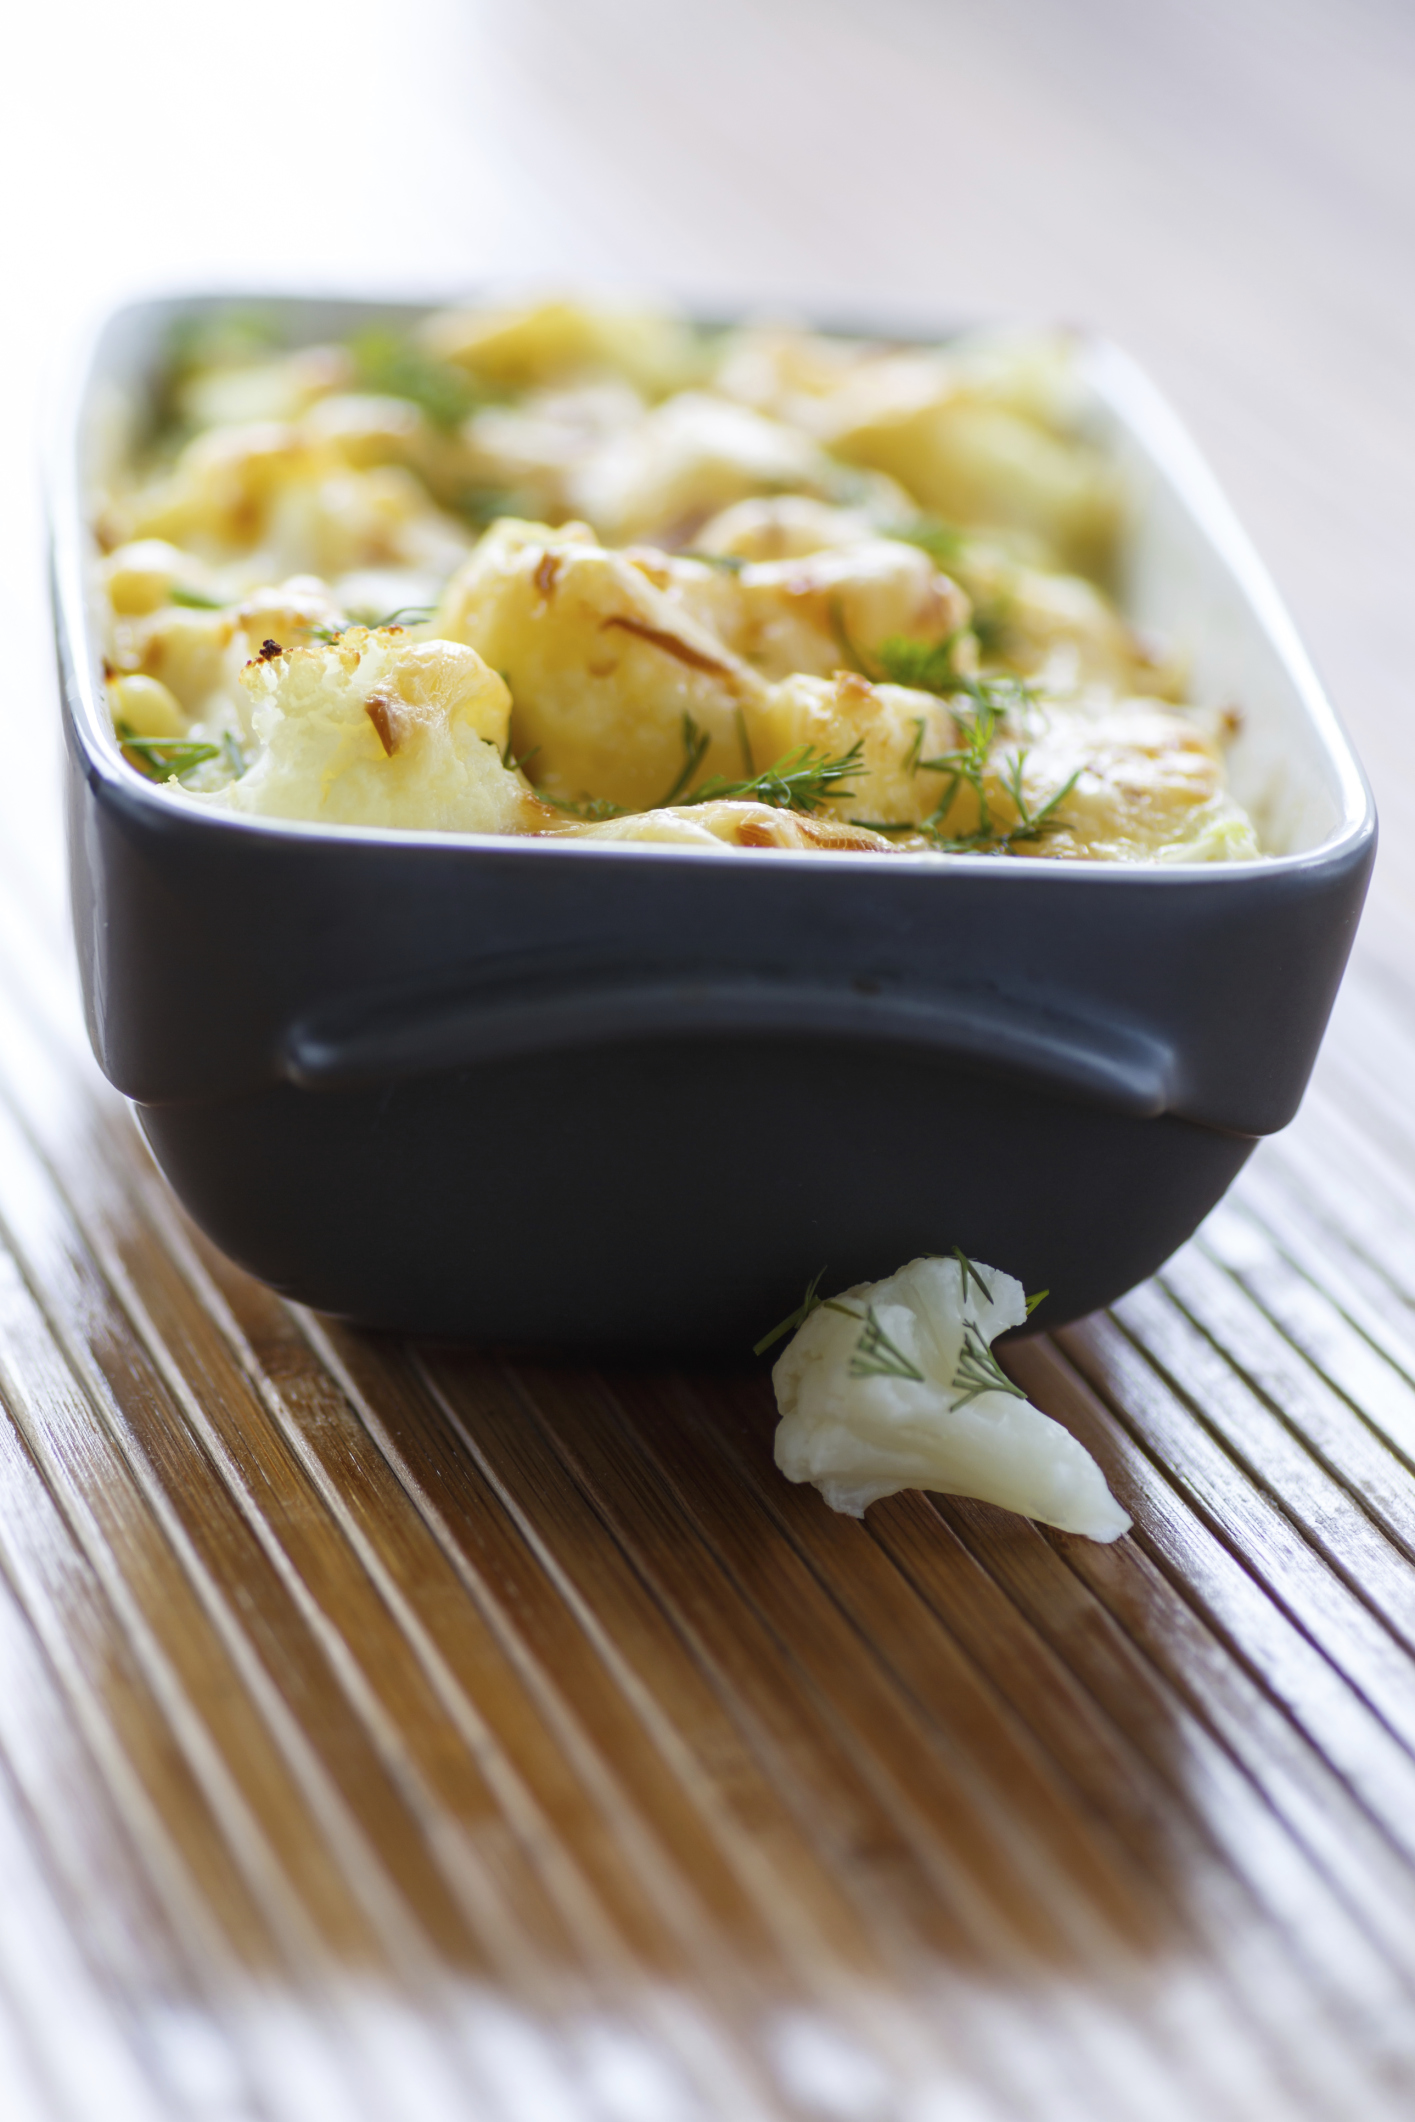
[{"x1": 282, "y1": 976, "x2": 1177, "y2": 1121}]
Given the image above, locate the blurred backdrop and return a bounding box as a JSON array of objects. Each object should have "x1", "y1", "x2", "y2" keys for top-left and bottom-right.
[{"x1": 7, "y1": 0, "x2": 1415, "y2": 957}]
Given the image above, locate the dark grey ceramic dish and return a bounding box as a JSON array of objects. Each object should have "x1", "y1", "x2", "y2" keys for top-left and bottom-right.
[{"x1": 51, "y1": 295, "x2": 1376, "y2": 1352}]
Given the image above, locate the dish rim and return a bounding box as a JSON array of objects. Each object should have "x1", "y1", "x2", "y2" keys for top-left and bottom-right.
[{"x1": 51, "y1": 287, "x2": 1377, "y2": 888}]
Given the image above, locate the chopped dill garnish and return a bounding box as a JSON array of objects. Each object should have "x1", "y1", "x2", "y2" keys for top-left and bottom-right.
[
  {"x1": 540, "y1": 792, "x2": 628, "y2": 822},
  {"x1": 115, "y1": 721, "x2": 222, "y2": 782},
  {"x1": 168, "y1": 585, "x2": 227, "y2": 611},
  {"x1": 828, "y1": 595, "x2": 871, "y2": 677},
  {"x1": 680, "y1": 551, "x2": 747, "y2": 573},
  {"x1": 886, "y1": 517, "x2": 970, "y2": 569},
  {"x1": 873, "y1": 631, "x2": 973, "y2": 695},
  {"x1": 828, "y1": 1301, "x2": 926, "y2": 1382},
  {"x1": 454, "y1": 486, "x2": 521, "y2": 529},
  {"x1": 349, "y1": 328, "x2": 479, "y2": 431},
  {"x1": 1025, "y1": 1288, "x2": 1049, "y2": 1317},
  {"x1": 950, "y1": 1321, "x2": 1027, "y2": 1409},
  {"x1": 686, "y1": 738, "x2": 865, "y2": 814},
  {"x1": 753, "y1": 1268, "x2": 828, "y2": 1356},
  {"x1": 990, "y1": 754, "x2": 1081, "y2": 850},
  {"x1": 310, "y1": 603, "x2": 437, "y2": 645},
  {"x1": 657, "y1": 712, "x2": 712, "y2": 806},
  {"x1": 735, "y1": 705, "x2": 755, "y2": 777},
  {"x1": 953, "y1": 1247, "x2": 993, "y2": 1306},
  {"x1": 502, "y1": 739, "x2": 540, "y2": 774}
]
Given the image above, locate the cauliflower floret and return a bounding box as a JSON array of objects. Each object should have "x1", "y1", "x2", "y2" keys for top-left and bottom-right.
[
  {"x1": 203, "y1": 629, "x2": 547, "y2": 835},
  {"x1": 1002, "y1": 699, "x2": 1259, "y2": 862},
  {"x1": 772, "y1": 1255, "x2": 1130, "y2": 1538},
  {"x1": 100, "y1": 538, "x2": 222, "y2": 617},
  {"x1": 111, "y1": 604, "x2": 237, "y2": 715},
  {"x1": 457, "y1": 379, "x2": 647, "y2": 525},
  {"x1": 808, "y1": 353, "x2": 1119, "y2": 576},
  {"x1": 300, "y1": 392, "x2": 430, "y2": 471},
  {"x1": 744, "y1": 672, "x2": 957, "y2": 830},
  {"x1": 548, "y1": 800, "x2": 900, "y2": 854},
  {"x1": 117, "y1": 420, "x2": 472, "y2": 580},
  {"x1": 176, "y1": 344, "x2": 352, "y2": 430},
  {"x1": 436, "y1": 519, "x2": 768, "y2": 813},
  {"x1": 569, "y1": 391, "x2": 839, "y2": 544},
  {"x1": 419, "y1": 295, "x2": 701, "y2": 397},
  {"x1": 695, "y1": 495, "x2": 885, "y2": 561}
]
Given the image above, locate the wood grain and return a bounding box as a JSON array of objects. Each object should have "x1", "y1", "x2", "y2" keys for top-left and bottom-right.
[{"x1": 5, "y1": 0, "x2": 1415, "y2": 2112}]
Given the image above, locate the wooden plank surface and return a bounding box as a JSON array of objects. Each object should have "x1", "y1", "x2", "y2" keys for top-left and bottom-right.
[{"x1": 6, "y1": 0, "x2": 1415, "y2": 2112}]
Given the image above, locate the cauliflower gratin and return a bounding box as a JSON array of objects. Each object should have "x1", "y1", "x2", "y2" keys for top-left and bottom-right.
[
  {"x1": 763, "y1": 1254, "x2": 1130, "y2": 1542},
  {"x1": 94, "y1": 296, "x2": 1259, "y2": 862}
]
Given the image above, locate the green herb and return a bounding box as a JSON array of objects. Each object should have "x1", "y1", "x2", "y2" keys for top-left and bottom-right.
[
  {"x1": 540, "y1": 792, "x2": 628, "y2": 822},
  {"x1": 735, "y1": 705, "x2": 755, "y2": 777},
  {"x1": 829, "y1": 1301, "x2": 926, "y2": 1382},
  {"x1": 657, "y1": 712, "x2": 713, "y2": 807},
  {"x1": 752, "y1": 1268, "x2": 828, "y2": 1356},
  {"x1": 1024, "y1": 1288, "x2": 1049, "y2": 1317},
  {"x1": 685, "y1": 738, "x2": 865, "y2": 814},
  {"x1": 502, "y1": 739, "x2": 540, "y2": 774},
  {"x1": 310, "y1": 603, "x2": 437, "y2": 646},
  {"x1": 349, "y1": 328, "x2": 480, "y2": 431},
  {"x1": 827, "y1": 595, "x2": 872, "y2": 677},
  {"x1": 953, "y1": 1248, "x2": 993, "y2": 1306},
  {"x1": 168, "y1": 585, "x2": 227, "y2": 611},
  {"x1": 950, "y1": 1321, "x2": 1027, "y2": 1409},
  {"x1": 455, "y1": 486, "x2": 521, "y2": 529},
  {"x1": 680, "y1": 551, "x2": 747, "y2": 573},
  {"x1": 116, "y1": 721, "x2": 222, "y2": 782},
  {"x1": 873, "y1": 631, "x2": 972, "y2": 696},
  {"x1": 222, "y1": 731, "x2": 245, "y2": 779},
  {"x1": 991, "y1": 754, "x2": 1081, "y2": 850},
  {"x1": 886, "y1": 517, "x2": 970, "y2": 569}
]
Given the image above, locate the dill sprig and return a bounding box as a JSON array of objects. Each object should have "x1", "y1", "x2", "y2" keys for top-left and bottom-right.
[
  {"x1": 309, "y1": 604, "x2": 437, "y2": 646},
  {"x1": 349, "y1": 328, "x2": 480, "y2": 432},
  {"x1": 753, "y1": 1268, "x2": 828, "y2": 1356},
  {"x1": 168, "y1": 585, "x2": 228, "y2": 611},
  {"x1": 684, "y1": 738, "x2": 865, "y2": 814},
  {"x1": 540, "y1": 792, "x2": 628, "y2": 822},
  {"x1": 680, "y1": 551, "x2": 747, "y2": 573},
  {"x1": 455, "y1": 486, "x2": 521, "y2": 529},
  {"x1": 115, "y1": 721, "x2": 222, "y2": 782},
  {"x1": 827, "y1": 1301, "x2": 926, "y2": 1382},
  {"x1": 950, "y1": 1322, "x2": 1027, "y2": 1409},
  {"x1": 886, "y1": 517, "x2": 970, "y2": 569},
  {"x1": 953, "y1": 1247, "x2": 993, "y2": 1306},
  {"x1": 657, "y1": 712, "x2": 713, "y2": 806},
  {"x1": 873, "y1": 631, "x2": 973, "y2": 696}
]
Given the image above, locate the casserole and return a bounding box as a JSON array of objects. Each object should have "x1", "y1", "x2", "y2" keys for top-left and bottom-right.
[{"x1": 52, "y1": 296, "x2": 1375, "y2": 1351}]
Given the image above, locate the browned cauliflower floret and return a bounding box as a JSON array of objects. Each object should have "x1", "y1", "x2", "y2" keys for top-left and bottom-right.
[
  {"x1": 567, "y1": 391, "x2": 839, "y2": 545},
  {"x1": 998, "y1": 702, "x2": 1258, "y2": 862},
  {"x1": 436, "y1": 520, "x2": 769, "y2": 814},
  {"x1": 202, "y1": 630, "x2": 549, "y2": 835},
  {"x1": 805, "y1": 352, "x2": 1120, "y2": 577},
  {"x1": 419, "y1": 296, "x2": 701, "y2": 397},
  {"x1": 743, "y1": 672, "x2": 958, "y2": 831},
  {"x1": 694, "y1": 495, "x2": 886, "y2": 561}
]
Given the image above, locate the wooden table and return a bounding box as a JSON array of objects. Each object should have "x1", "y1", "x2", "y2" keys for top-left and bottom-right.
[{"x1": 5, "y1": 2, "x2": 1415, "y2": 2113}]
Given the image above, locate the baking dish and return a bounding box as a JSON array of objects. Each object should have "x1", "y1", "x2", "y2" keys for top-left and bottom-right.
[{"x1": 51, "y1": 295, "x2": 1375, "y2": 1352}]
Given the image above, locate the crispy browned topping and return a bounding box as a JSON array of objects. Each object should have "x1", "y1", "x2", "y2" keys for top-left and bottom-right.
[
  {"x1": 364, "y1": 691, "x2": 400, "y2": 756},
  {"x1": 533, "y1": 549, "x2": 563, "y2": 601},
  {"x1": 259, "y1": 638, "x2": 283, "y2": 662},
  {"x1": 600, "y1": 614, "x2": 735, "y2": 678}
]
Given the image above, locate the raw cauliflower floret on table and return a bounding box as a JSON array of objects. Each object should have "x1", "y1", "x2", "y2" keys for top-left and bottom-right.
[
  {"x1": 200, "y1": 628, "x2": 549, "y2": 835},
  {"x1": 772, "y1": 1255, "x2": 1130, "y2": 1540}
]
